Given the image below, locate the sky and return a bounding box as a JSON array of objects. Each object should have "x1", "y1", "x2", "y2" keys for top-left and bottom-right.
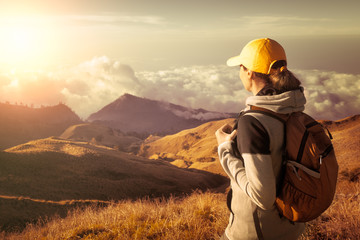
[{"x1": 0, "y1": 0, "x2": 360, "y2": 120}]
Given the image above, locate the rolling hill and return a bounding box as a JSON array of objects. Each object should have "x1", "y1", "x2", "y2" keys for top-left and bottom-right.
[
  {"x1": 59, "y1": 123, "x2": 142, "y2": 153},
  {"x1": 0, "y1": 137, "x2": 227, "y2": 231},
  {"x1": 139, "y1": 118, "x2": 235, "y2": 175}
]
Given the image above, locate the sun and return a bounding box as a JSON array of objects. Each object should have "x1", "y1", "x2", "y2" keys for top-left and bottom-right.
[
  {"x1": 9, "y1": 26, "x2": 35, "y2": 54},
  {"x1": 0, "y1": 15, "x2": 48, "y2": 67}
]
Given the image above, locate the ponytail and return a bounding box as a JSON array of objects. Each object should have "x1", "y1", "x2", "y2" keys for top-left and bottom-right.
[
  {"x1": 268, "y1": 60, "x2": 301, "y2": 92},
  {"x1": 250, "y1": 60, "x2": 302, "y2": 93}
]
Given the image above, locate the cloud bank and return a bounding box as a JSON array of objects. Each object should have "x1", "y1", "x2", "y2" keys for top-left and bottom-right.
[
  {"x1": 0, "y1": 56, "x2": 359, "y2": 120},
  {"x1": 294, "y1": 70, "x2": 360, "y2": 120}
]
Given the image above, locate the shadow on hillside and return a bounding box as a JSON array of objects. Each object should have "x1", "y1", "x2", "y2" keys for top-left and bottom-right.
[
  {"x1": 0, "y1": 150, "x2": 228, "y2": 232},
  {"x1": 0, "y1": 197, "x2": 109, "y2": 232}
]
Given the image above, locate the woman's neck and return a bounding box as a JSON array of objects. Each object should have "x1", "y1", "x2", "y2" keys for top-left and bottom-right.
[{"x1": 250, "y1": 77, "x2": 267, "y2": 95}]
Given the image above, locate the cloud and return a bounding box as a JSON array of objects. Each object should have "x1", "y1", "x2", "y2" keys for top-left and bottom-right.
[
  {"x1": 239, "y1": 16, "x2": 333, "y2": 25},
  {"x1": 0, "y1": 56, "x2": 142, "y2": 118},
  {"x1": 0, "y1": 70, "x2": 65, "y2": 106},
  {"x1": 59, "y1": 56, "x2": 142, "y2": 118},
  {"x1": 0, "y1": 14, "x2": 166, "y2": 26},
  {"x1": 225, "y1": 16, "x2": 360, "y2": 36},
  {"x1": 1, "y1": 57, "x2": 359, "y2": 121},
  {"x1": 159, "y1": 101, "x2": 233, "y2": 121},
  {"x1": 136, "y1": 65, "x2": 248, "y2": 114},
  {"x1": 137, "y1": 66, "x2": 360, "y2": 120},
  {"x1": 57, "y1": 15, "x2": 166, "y2": 26},
  {"x1": 294, "y1": 70, "x2": 360, "y2": 120}
]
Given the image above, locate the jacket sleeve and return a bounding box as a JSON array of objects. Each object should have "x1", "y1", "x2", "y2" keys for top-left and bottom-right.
[{"x1": 218, "y1": 115, "x2": 276, "y2": 210}]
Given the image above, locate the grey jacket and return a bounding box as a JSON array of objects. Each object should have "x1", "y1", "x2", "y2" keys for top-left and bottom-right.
[{"x1": 218, "y1": 89, "x2": 306, "y2": 240}]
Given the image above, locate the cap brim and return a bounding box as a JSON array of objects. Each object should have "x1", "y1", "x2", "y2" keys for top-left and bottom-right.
[{"x1": 226, "y1": 55, "x2": 242, "y2": 67}]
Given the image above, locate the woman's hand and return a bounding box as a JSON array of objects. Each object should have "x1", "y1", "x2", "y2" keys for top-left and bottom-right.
[{"x1": 215, "y1": 124, "x2": 237, "y2": 146}]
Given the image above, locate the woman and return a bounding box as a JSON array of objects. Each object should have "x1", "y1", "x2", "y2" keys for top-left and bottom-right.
[{"x1": 215, "y1": 38, "x2": 305, "y2": 240}]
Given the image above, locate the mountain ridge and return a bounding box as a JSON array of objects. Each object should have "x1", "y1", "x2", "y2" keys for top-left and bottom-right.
[
  {"x1": 87, "y1": 93, "x2": 236, "y2": 135},
  {"x1": 0, "y1": 102, "x2": 82, "y2": 150}
]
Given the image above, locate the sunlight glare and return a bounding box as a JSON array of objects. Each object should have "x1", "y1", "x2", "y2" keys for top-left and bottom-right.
[
  {"x1": 9, "y1": 26, "x2": 34, "y2": 53},
  {"x1": 0, "y1": 15, "x2": 51, "y2": 67},
  {"x1": 10, "y1": 79, "x2": 19, "y2": 87}
]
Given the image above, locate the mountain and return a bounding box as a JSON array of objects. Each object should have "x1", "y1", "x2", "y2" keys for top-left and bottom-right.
[
  {"x1": 0, "y1": 137, "x2": 227, "y2": 231},
  {"x1": 87, "y1": 93, "x2": 235, "y2": 135},
  {"x1": 0, "y1": 102, "x2": 82, "y2": 150},
  {"x1": 139, "y1": 114, "x2": 360, "y2": 176},
  {"x1": 59, "y1": 123, "x2": 142, "y2": 153}
]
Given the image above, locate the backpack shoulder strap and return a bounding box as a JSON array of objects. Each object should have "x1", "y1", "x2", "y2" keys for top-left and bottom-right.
[
  {"x1": 246, "y1": 105, "x2": 290, "y2": 197},
  {"x1": 231, "y1": 111, "x2": 245, "y2": 158}
]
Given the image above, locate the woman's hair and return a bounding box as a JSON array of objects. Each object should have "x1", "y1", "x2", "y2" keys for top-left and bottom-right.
[{"x1": 246, "y1": 60, "x2": 302, "y2": 93}]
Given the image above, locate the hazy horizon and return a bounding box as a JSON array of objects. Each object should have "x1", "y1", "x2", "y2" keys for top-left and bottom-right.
[{"x1": 0, "y1": 0, "x2": 359, "y2": 120}]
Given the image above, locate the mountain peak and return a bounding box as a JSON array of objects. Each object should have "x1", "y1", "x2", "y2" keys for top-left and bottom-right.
[
  {"x1": 119, "y1": 93, "x2": 138, "y2": 100},
  {"x1": 87, "y1": 94, "x2": 234, "y2": 135}
]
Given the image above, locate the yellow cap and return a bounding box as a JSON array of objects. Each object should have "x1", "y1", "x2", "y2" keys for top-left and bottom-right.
[{"x1": 226, "y1": 38, "x2": 286, "y2": 74}]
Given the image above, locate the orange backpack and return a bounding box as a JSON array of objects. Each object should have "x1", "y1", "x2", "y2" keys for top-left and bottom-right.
[{"x1": 249, "y1": 107, "x2": 339, "y2": 222}]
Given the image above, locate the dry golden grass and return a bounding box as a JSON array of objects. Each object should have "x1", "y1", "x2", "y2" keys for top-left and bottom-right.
[
  {"x1": 139, "y1": 118, "x2": 235, "y2": 175},
  {"x1": 1, "y1": 179, "x2": 359, "y2": 239},
  {"x1": 1, "y1": 191, "x2": 229, "y2": 240},
  {"x1": 300, "y1": 182, "x2": 360, "y2": 240},
  {"x1": 2, "y1": 181, "x2": 358, "y2": 240},
  {"x1": 0, "y1": 137, "x2": 227, "y2": 232}
]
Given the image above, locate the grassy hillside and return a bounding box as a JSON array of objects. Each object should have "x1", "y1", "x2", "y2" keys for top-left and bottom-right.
[
  {"x1": 139, "y1": 118, "x2": 235, "y2": 175},
  {"x1": 0, "y1": 196, "x2": 109, "y2": 233},
  {"x1": 59, "y1": 123, "x2": 142, "y2": 153},
  {"x1": 0, "y1": 137, "x2": 227, "y2": 231},
  {"x1": 322, "y1": 115, "x2": 360, "y2": 178},
  {"x1": 1, "y1": 191, "x2": 229, "y2": 240},
  {"x1": 2, "y1": 178, "x2": 359, "y2": 240}
]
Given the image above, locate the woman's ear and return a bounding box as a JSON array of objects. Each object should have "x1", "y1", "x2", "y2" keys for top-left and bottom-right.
[{"x1": 247, "y1": 70, "x2": 254, "y2": 79}]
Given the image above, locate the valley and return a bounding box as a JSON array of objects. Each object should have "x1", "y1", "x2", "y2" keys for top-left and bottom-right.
[{"x1": 0, "y1": 97, "x2": 359, "y2": 238}]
